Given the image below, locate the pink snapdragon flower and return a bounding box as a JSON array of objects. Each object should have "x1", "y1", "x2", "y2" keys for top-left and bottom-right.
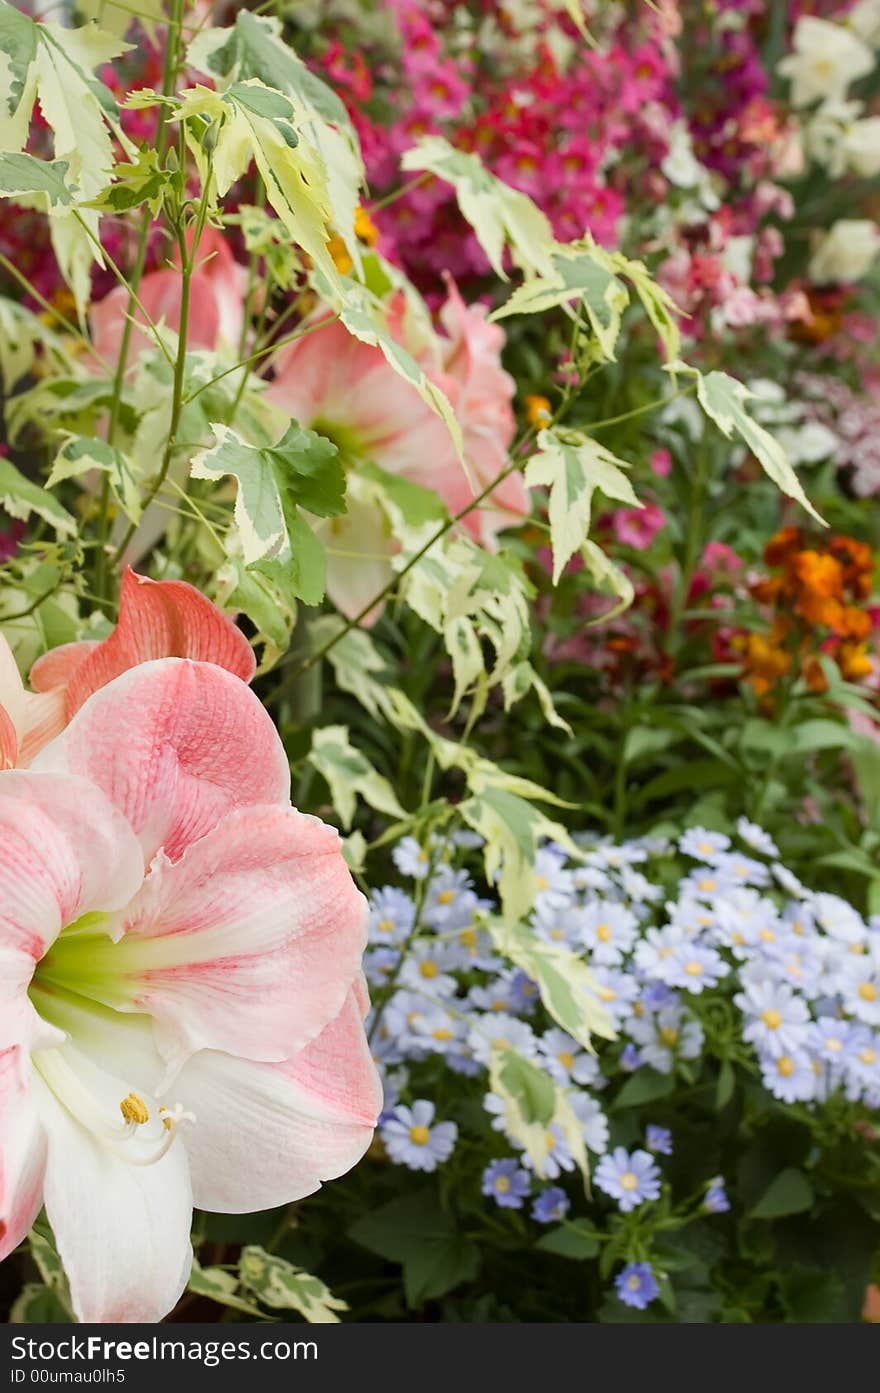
[
  {"x1": 267, "y1": 282, "x2": 527, "y2": 620},
  {"x1": 0, "y1": 568, "x2": 255, "y2": 769},
  {"x1": 611, "y1": 502, "x2": 666, "y2": 550},
  {"x1": 0, "y1": 658, "x2": 380, "y2": 1322}
]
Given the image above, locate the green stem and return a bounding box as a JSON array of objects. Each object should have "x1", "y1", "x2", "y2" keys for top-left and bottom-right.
[{"x1": 112, "y1": 167, "x2": 214, "y2": 567}]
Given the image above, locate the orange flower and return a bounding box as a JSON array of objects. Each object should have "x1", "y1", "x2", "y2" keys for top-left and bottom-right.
[
  {"x1": 792, "y1": 550, "x2": 844, "y2": 601},
  {"x1": 354, "y1": 206, "x2": 380, "y2": 247},
  {"x1": 764, "y1": 527, "x2": 802, "y2": 568},
  {"x1": 525, "y1": 394, "x2": 552, "y2": 428},
  {"x1": 838, "y1": 640, "x2": 874, "y2": 682},
  {"x1": 802, "y1": 655, "x2": 828, "y2": 693},
  {"x1": 742, "y1": 632, "x2": 791, "y2": 696}
]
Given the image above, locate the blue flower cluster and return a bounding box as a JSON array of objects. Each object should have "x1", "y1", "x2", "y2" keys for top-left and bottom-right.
[{"x1": 370, "y1": 820, "x2": 880, "y2": 1218}]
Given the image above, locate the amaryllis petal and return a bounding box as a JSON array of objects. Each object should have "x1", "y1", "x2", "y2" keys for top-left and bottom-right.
[
  {"x1": 33, "y1": 660, "x2": 290, "y2": 862},
  {"x1": 0, "y1": 702, "x2": 16, "y2": 769},
  {"x1": 79, "y1": 804, "x2": 367, "y2": 1076},
  {"x1": 0, "y1": 772, "x2": 143, "y2": 1054},
  {"x1": 0, "y1": 1048, "x2": 46, "y2": 1263},
  {"x1": 89, "y1": 270, "x2": 221, "y2": 371},
  {"x1": 16, "y1": 689, "x2": 67, "y2": 766},
  {"x1": 35, "y1": 1049, "x2": 193, "y2": 1323},
  {"x1": 28, "y1": 641, "x2": 98, "y2": 695},
  {"x1": 29, "y1": 569, "x2": 256, "y2": 721},
  {"x1": 171, "y1": 988, "x2": 382, "y2": 1212}
]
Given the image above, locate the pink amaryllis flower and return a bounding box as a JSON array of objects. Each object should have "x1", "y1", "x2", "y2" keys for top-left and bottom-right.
[
  {"x1": 0, "y1": 658, "x2": 380, "y2": 1323},
  {"x1": 266, "y1": 281, "x2": 528, "y2": 620},
  {"x1": 1, "y1": 568, "x2": 255, "y2": 768},
  {"x1": 89, "y1": 227, "x2": 247, "y2": 371}
]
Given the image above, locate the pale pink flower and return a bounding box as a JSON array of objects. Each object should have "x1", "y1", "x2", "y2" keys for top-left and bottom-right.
[
  {"x1": 0, "y1": 658, "x2": 379, "y2": 1322},
  {"x1": 266, "y1": 282, "x2": 527, "y2": 620},
  {"x1": 1, "y1": 568, "x2": 254, "y2": 768},
  {"x1": 89, "y1": 228, "x2": 247, "y2": 370}
]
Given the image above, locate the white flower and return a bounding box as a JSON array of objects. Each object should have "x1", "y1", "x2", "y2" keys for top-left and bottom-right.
[
  {"x1": 841, "y1": 116, "x2": 880, "y2": 177},
  {"x1": 849, "y1": 0, "x2": 880, "y2": 46},
  {"x1": 778, "y1": 17, "x2": 874, "y2": 108},
  {"x1": 808, "y1": 219, "x2": 880, "y2": 284}
]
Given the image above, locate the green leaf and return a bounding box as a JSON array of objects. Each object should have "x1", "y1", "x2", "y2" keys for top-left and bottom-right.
[
  {"x1": 612, "y1": 1067, "x2": 675, "y2": 1111},
  {"x1": 676, "y1": 364, "x2": 823, "y2": 523},
  {"x1": 238, "y1": 1247, "x2": 347, "y2": 1323},
  {"x1": 86, "y1": 149, "x2": 167, "y2": 216},
  {"x1": 535, "y1": 1220, "x2": 600, "y2": 1260},
  {"x1": 715, "y1": 1058, "x2": 735, "y2": 1111},
  {"x1": 749, "y1": 1167, "x2": 814, "y2": 1219},
  {"x1": 187, "y1": 12, "x2": 365, "y2": 272},
  {"x1": 48, "y1": 434, "x2": 141, "y2": 522},
  {"x1": 488, "y1": 1048, "x2": 590, "y2": 1185},
  {"x1": 490, "y1": 918, "x2": 615, "y2": 1049},
  {"x1": 525, "y1": 428, "x2": 640, "y2": 583},
  {"x1": 9, "y1": 1284, "x2": 73, "y2": 1323},
  {"x1": 492, "y1": 240, "x2": 629, "y2": 358},
  {"x1": 188, "y1": 1259, "x2": 267, "y2": 1319},
  {"x1": 191, "y1": 422, "x2": 343, "y2": 605},
  {"x1": 612, "y1": 252, "x2": 681, "y2": 362},
  {"x1": 308, "y1": 724, "x2": 406, "y2": 830},
  {"x1": 348, "y1": 1193, "x2": 479, "y2": 1308},
  {"x1": 401, "y1": 135, "x2": 554, "y2": 280},
  {"x1": 0, "y1": 152, "x2": 73, "y2": 206},
  {"x1": 0, "y1": 454, "x2": 76, "y2": 536},
  {"x1": 0, "y1": 4, "x2": 132, "y2": 313}
]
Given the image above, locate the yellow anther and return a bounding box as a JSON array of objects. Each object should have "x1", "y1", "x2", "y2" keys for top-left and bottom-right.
[
  {"x1": 596, "y1": 924, "x2": 612, "y2": 943},
  {"x1": 409, "y1": 1125, "x2": 431, "y2": 1146},
  {"x1": 659, "y1": 1027, "x2": 679, "y2": 1047},
  {"x1": 437, "y1": 889, "x2": 455, "y2": 905},
  {"x1": 535, "y1": 875, "x2": 550, "y2": 892},
  {"x1": 684, "y1": 960, "x2": 704, "y2": 976},
  {"x1": 619, "y1": 1171, "x2": 639, "y2": 1191},
  {"x1": 419, "y1": 961, "x2": 440, "y2": 979},
  {"x1": 433, "y1": 1027, "x2": 454, "y2": 1042},
  {"x1": 858, "y1": 982, "x2": 877, "y2": 1002},
  {"x1": 777, "y1": 1056, "x2": 795, "y2": 1077},
  {"x1": 120, "y1": 1092, "x2": 149, "y2": 1126},
  {"x1": 495, "y1": 1175, "x2": 511, "y2": 1193},
  {"x1": 377, "y1": 918, "x2": 395, "y2": 934},
  {"x1": 558, "y1": 1051, "x2": 575, "y2": 1071},
  {"x1": 761, "y1": 1009, "x2": 782, "y2": 1030}
]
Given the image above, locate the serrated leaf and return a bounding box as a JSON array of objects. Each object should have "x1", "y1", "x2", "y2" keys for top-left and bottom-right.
[
  {"x1": 0, "y1": 4, "x2": 132, "y2": 313},
  {"x1": 675, "y1": 363, "x2": 823, "y2": 523},
  {"x1": 492, "y1": 240, "x2": 629, "y2": 358},
  {"x1": 488, "y1": 1048, "x2": 590, "y2": 1185},
  {"x1": 308, "y1": 724, "x2": 406, "y2": 830},
  {"x1": 401, "y1": 135, "x2": 554, "y2": 280},
  {"x1": 0, "y1": 151, "x2": 73, "y2": 206},
  {"x1": 525, "y1": 428, "x2": 640, "y2": 583},
  {"x1": 191, "y1": 421, "x2": 343, "y2": 606},
  {"x1": 0, "y1": 455, "x2": 76, "y2": 536},
  {"x1": 188, "y1": 1259, "x2": 267, "y2": 1319},
  {"x1": 490, "y1": 918, "x2": 616, "y2": 1049},
  {"x1": 188, "y1": 11, "x2": 365, "y2": 270},
  {"x1": 48, "y1": 434, "x2": 141, "y2": 522},
  {"x1": 239, "y1": 1247, "x2": 347, "y2": 1323}
]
